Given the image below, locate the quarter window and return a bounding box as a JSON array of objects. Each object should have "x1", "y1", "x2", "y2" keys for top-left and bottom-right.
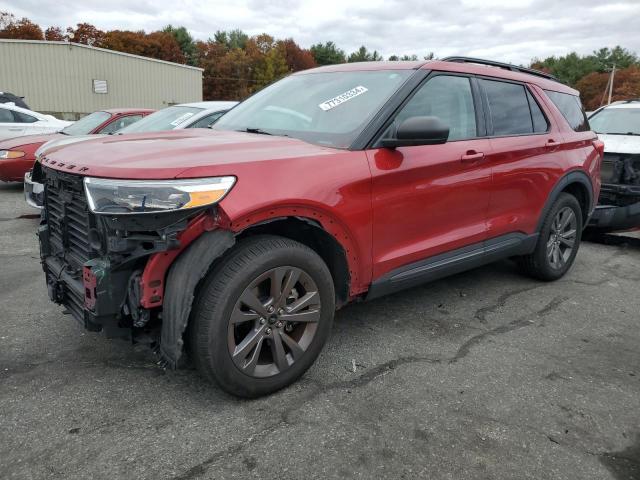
[
  {"x1": 481, "y1": 79, "x2": 535, "y2": 136},
  {"x1": 527, "y1": 90, "x2": 549, "y2": 133},
  {"x1": 544, "y1": 90, "x2": 590, "y2": 132},
  {"x1": 388, "y1": 75, "x2": 477, "y2": 141}
]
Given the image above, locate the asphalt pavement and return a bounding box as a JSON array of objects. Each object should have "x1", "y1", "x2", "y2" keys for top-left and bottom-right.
[{"x1": 1, "y1": 181, "x2": 639, "y2": 480}]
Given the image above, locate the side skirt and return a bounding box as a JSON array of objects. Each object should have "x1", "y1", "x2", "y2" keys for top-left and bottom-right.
[{"x1": 365, "y1": 233, "x2": 538, "y2": 301}]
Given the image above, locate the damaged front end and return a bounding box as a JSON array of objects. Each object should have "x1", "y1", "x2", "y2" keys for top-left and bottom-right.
[
  {"x1": 38, "y1": 165, "x2": 234, "y2": 365},
  {"x1": 589, "y1": 152, "x2": 640, "y2": 231}
]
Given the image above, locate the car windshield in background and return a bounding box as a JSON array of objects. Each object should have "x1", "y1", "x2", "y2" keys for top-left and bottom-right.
[
  {"x1": 117, "y1": 106, "x2": 204, "y2": 134},
  {"x1": 61, "y1": 111, "x2": 111, "y2": 135},
  {"x1": 213, "y1": 70, "x2": 414, "y2": 148},
  {"x1": 589, "y1": 108, "x2": 640, "y2": 135}
]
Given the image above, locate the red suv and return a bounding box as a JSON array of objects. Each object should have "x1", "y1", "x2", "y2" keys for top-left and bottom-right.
[{"x1": 36, "y1": 58, "x2": 602, "y2": 397}]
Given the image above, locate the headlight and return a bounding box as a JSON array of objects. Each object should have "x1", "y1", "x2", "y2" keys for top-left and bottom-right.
[
  {"x1": 0, "y1": 150, "x2": 25, "y2": 159},
  {"x1": 83, "y1": 176, "x2": 236, "y2": 215}
]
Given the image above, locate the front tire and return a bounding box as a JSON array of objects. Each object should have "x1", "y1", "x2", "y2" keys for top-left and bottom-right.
[
  {"x1": 188, "y1": 235, "x2": 335, "y2": 398},
  {"x1": 518, "y1": 193, "x2": 583, "y2": 281}
]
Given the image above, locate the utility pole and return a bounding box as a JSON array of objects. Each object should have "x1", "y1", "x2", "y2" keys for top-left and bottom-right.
[{"x1": 607, "y1": 64, "x2": 616, "y2": 105}]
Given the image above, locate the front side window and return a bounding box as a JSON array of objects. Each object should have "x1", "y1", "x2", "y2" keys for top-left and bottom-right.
[
  {"x1": 384, "y1": 75, "x2": 477, "y2": 141},
  {"x1": 481, "y1": 79, "x2": 535, "y2": 136},
  {"x1": 99, "y1": 114, "x2": 143, "y2": 134},
  {"x1": 544, "y1": 90, "x2": 590, "y2": 132},
  {"x1": 213, "y1": 70, "x2": 414, "y2": 148},
  {"x1": 62, "y1": 111, "x2": 112, "y2": 135},
  {"x1": 588, "y1": 108, "x2": 640, "y2": 135},
  {"x1": 118, "y1": 106, "x2": 204, "y2": 134}
]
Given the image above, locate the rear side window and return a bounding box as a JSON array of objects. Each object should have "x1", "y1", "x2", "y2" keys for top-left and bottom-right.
[
  {"x1": 544, "y1": 90, "x2": 589, "y2": 132},
  {"x1": 481, "y1": 79, "x2": 536, "y2": 136},
  {"x1": 13, "y1": 111, "x2": 38, "y2": 123}
]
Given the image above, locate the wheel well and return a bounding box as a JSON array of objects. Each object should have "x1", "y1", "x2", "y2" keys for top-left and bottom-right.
[
  {"x1": 562, "y1": 182, "x2": 590, "y2": 223},
  {"x1": 236, "y1": 217, "x2": 350, "y2": 307}
]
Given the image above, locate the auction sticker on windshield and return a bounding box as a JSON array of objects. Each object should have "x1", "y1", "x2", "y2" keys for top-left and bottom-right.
[{"x1": 319, "y1": 86, "x2": 368, "y2": 111}]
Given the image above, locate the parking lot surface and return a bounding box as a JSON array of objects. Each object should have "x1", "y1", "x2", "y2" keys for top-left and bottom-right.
[{"x1": 1, "y1": 181, "x2": 639, "y2": 480}]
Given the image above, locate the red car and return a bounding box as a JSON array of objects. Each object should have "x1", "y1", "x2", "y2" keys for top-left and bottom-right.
[
  {"x1": 36, "y1": 58, "x2": 602, "y2": 397},
  {"x1": 0, "y1": 108, "x2": 154, "y2": 182}
]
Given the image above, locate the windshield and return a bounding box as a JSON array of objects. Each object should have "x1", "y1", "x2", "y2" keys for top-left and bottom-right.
[
  {"x1": 589, "y1": 108, "x2": 640, "y2": 135},
  {"x1": 62, "y1": 111, "x2": 111, "y2": 135},
  {"x1": 118, "y1": 106, "x2": 204, "y2": 134},
  {"x1": 213, "y1": 70, "x2": 414, "y2": 148}
]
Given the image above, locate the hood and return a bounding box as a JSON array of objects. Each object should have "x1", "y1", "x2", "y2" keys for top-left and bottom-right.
[
  {"x1": 41, "y1": 129, "x2": 340, "y2": 179},
  {"x1": 598, "y1": 133, "x2": 640, "y2": 155},
  {"x1": 37, "y1": 134, "x2": 106, "y2": 158},
  {"x1": 0, "y1": 132, "x2": 64, "y2": 149}
]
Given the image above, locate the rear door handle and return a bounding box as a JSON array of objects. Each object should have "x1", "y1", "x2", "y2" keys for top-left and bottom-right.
[
  {"x1": 461, "y1": 150, "x2": 485, "y2": 163},
  {"x1": 545, "y1": 139, "x2": 559, "y2": 150},
  {"x1": 8, "y1": 127, "x2": 22, "y2": 131}
]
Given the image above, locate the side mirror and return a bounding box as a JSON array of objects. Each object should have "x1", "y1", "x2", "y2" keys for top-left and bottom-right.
[{"x1": 381, "y1": 116, "x2": 449, "y2": 148}]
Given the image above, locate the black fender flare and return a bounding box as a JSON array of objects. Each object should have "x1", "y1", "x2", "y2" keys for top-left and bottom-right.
[
  {"x1": 159, "y1": 229, "x2": 235, "y2": 368},
  {"x1": 535, "y1": 170, "x2": 594, "y2": 232}
]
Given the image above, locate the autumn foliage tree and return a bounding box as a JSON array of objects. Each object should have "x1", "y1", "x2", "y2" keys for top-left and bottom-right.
[
  {"x1": 577, "y1": 66, "x2": 640, "y2": 111},
  {"x1": 0, "y1": 11, "x2": 43, "y2": 40}
]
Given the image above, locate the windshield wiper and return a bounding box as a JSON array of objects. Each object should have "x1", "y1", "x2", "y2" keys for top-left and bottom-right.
[
  {"x1": 240, "y1": 127, "x2": 273, "y2": 136},
  {"x1": 600, "y1": 132, "x2": 640, "y2": 136}
]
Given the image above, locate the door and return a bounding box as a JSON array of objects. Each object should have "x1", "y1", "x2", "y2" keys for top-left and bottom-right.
[
  {"x1": 478, "y1": 78, "x2": 567, "y2": 238},
  {"x1": 0, "y1": 107, "x2": 25, "y2": 140},
  {"x1": 367, "y1": 74, "x2": 492, "y2": 279}
]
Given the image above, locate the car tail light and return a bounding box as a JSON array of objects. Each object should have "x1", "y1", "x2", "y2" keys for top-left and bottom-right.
[{"x1": 592, "y1": 139, "x2": 605, "y2": 158}]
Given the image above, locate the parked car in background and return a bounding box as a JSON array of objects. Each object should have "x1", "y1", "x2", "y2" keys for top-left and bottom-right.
[
  {"x1": 0, "y1": 103, "x2": 71, "y2": 141},
  {"x1": 34, "y1": 58, "x2": 601, "y2": 398},
  {"x1": 0, "y1": 91, "x2": 29, "y2": 109},
  {"x1": 115, "y1": 101, "x2": 239, "y2": 134},
  {"x1": 588, "y1": 99, "x2": 640, "y2": 231},
  {"x1": 0, "y1": 108, "x2": 154, "y2": 184},
  {"x1": 24, "y1": 102, "x2": 237, "y2": 207}
]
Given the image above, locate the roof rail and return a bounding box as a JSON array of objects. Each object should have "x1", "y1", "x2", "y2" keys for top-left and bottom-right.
[
  {"x1": 441, "y1": 56, "x2": 562, "y2": 83},
  {"x1": 624, "y1": 98, "x2": 640, "y2": 103}
]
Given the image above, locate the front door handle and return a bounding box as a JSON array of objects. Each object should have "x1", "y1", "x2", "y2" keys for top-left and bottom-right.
[
  {"x1": 461, "y1": 150, "x2": 485, "y2": 163},
  {"x1": 8, "y1": 127, "x2": 22, "y2": 131}
]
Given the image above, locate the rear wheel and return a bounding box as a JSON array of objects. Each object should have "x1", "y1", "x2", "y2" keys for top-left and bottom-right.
[
  {"x1": 518, "y1": 193, "x2": 582, "y2": 281},
  {"x1": 188, "y1": 235, "x2": 335, "y2": 398}
]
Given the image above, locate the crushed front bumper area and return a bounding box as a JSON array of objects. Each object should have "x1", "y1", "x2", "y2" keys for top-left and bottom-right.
[{"x1": 589, "y1": 183, "x2": 640, "y2": 231}]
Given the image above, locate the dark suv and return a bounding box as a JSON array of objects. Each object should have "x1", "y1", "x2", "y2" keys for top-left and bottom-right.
[{"x1": 35, "y1": 57, "x2": 602, "y2": 397}]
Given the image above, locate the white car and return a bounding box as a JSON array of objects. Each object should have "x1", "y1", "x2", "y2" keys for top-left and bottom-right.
[
  {"x1": 587, "y1": 99, "x2": 640, "y2": 231},
  {"x1": 0, "y1": 103, "x2": 72, "y2": 141},
  {"x1": 25, "y1": 101, "x2": 238, "y2": 208}
]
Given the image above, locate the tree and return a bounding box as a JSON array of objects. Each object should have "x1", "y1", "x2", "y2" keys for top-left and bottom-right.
[
  {"x1": 246, "y1": 34, "x2": 289, "y2": 90},
  {"x1": 163, "y1": 25, "x2": 197, "y2": 65},
  {"x1": 100, "y1": 30, "x2": 184, "y2": 63},
  {"x1": 310, "y1": 41, "x2": 346, "y2": 65},
  {"x1": 44, "y1": 26, "x2": 65, "y2": 41},
  {"x1": 278, "y1": 38, "x2": 316, "y2": 71},
  {"x1": 67, "y1": 23, "x2": 104, "y2": 46},
  {"x1": 213, "y1": 29, "x2": 249, "y2": 50},
  {"x1": 577, "y1": 66, "x2": 640, "y2": 111},
  {"x1": 0, "y1": 11, "x2": 43, "y2": 40},
  {"x1": 347, "y1": 46, "x2": 382, "y2": 62}
]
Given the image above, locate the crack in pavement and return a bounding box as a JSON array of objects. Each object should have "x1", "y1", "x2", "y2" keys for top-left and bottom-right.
[
  {"x1": 473, "y1": 285, "x2": 544, "y2": 323},
  {"x1": 450, "y1": 295, "x2": 569, "y2": 364},
  {"x1": 171, "y1": 292, "x2": 572, "y2": 479}
]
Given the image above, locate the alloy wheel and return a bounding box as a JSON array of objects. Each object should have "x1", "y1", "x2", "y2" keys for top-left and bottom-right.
[
  {"x1": 546, "y1": 206, "x2": 577, "y2": 269},
  {"x1": 227, "y1": 266, "x2": 321, "y2": 378}
]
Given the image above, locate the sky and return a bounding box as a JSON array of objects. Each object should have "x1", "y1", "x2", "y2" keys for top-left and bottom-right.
[{"x1": 3, "y1": 0, "x2": 640, "y2": 65}]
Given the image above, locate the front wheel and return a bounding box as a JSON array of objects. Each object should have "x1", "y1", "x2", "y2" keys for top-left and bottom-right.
[
  {"x1": 188, "y1": 235, "x2": 335, "y2": 398},
  {"x1": 517, "y1": 193, "x2": 583, "y2": 281}
]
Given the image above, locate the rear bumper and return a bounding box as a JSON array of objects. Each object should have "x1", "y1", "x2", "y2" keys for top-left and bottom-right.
[{"x1": 24, "y1": 171, "x2": 43, "y2": 209}]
